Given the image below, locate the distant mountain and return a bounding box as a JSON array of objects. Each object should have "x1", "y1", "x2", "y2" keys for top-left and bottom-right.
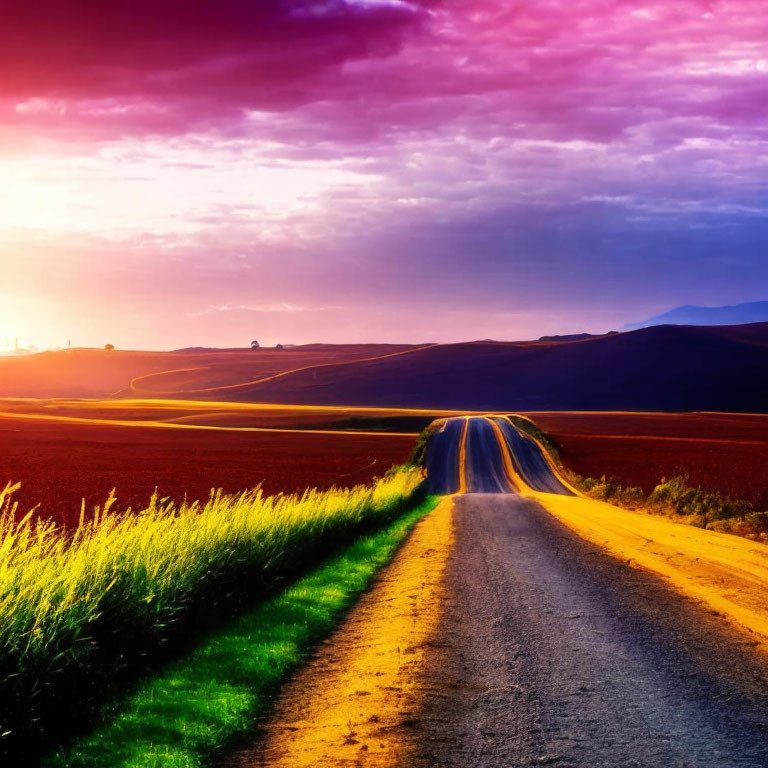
[{"x1": 626, "y1": 301, "x2": 768, "y2": 331}]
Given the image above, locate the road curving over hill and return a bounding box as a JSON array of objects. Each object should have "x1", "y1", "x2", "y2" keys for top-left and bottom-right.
[
  {"x1": 228, "y1": 415, "x2": 768, "y2": 767},
  {"x1": 426, "y1": 415, "x2": 575, "y2": 495}
]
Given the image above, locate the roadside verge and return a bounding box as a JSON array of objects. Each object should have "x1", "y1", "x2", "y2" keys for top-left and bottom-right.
[
  {"x1": 532, "y1": 492, "x2": 768, "y2": 648},
  {"x1": 223, "y1": 496, "x2": 455, "y2": 768},
  {"x1": 500, "y1": 415, "x2": 768, "y2": 649}
]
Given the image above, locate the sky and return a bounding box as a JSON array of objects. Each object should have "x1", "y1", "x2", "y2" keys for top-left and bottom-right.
[{"x1": 1, "y1": 0, "x2": 767, "y2": 350}]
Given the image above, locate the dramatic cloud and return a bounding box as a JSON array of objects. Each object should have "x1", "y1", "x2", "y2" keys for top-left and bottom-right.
[{"x1": 1, "y1": 0, "x2": 767, "y2": 348}]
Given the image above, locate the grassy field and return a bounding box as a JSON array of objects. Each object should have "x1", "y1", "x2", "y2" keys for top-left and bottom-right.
[
  {"x1": 0, "y1": 399, "x2": 458, "y2": 526},
  {"x1": 45, "y1": 496, "x2": 438, "y2": 768},
  {"x1": 0, "y1": 469, "x2": 423, "y2": 762}
]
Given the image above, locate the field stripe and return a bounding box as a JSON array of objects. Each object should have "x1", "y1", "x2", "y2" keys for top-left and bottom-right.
[
  {"x1": 129, "y1": 344, "x2": 439, "y2": 396},
  {"x1": 0, "y1": 410, "x2": 420, "y2": 438},
  {"x1": 548, "y1": 432, "x2": 768, "y2": 447}
]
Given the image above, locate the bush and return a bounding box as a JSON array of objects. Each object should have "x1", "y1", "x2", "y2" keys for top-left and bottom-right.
[
  {"x1": 579, "y1": 472, "x2": 765, "y2": 538},
  {"x1": 648, "y1": 475, "x2": 754, "y2": 523},
  {"x1": 521, "y1": 416, "x2": 768, "y2": 542},
  {"x1": 582, "y1": 475, "x2": 645, "y2": 507}
]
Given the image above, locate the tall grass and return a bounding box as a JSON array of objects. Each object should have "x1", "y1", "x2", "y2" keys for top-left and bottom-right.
[
  {"x1": 408, "y1": 421, "x2": 440, "y2": 467},
  {"x1": 46, "y1": 497, "x2": 437, "y2": 768},
  {"x1": 0, "y1": 470, "x2": 423, "y2": 760}
]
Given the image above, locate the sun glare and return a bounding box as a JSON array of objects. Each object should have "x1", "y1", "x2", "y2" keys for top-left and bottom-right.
[{"x1": 0, "y1": 293, "x2": 60, "y2": 352}]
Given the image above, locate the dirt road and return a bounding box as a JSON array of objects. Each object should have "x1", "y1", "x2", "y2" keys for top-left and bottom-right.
[
  {"x1": 425, "y1": 415, "x2": 575, "y2": 495},
  {"x1": 413, "y1": 495, "x2": 768, "y2": 766},
  {"x1": 225, "y1": 417, "x2": 768, "y2": 766},
  {"x1": 225, "y1": 494, "x2": 768, "y2": 767},
  {"x1": 223, "y1": 499, "x2": 456, "y2": 768}
]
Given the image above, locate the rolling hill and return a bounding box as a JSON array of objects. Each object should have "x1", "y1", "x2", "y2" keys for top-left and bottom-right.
[
  {"x1": 209, "y1": 323, "x2": 768, "y2": 412},
  {"x1": 2, "y1": 325, "x2": 767, "y2": 412},
  {"x1": 0, "y1": 344, "x2": 416, "y2": 399}
]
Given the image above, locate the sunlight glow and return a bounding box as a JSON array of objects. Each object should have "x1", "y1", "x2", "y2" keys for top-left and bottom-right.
[
  {"x1": 0, "y1": 140, "x2": 381, "y2": 238},
  {"x1": 0, "y1": 293, "x2": 61, "y2": 352}
]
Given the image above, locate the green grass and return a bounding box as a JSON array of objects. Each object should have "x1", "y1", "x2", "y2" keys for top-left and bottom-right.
[
  {"x1": 0, "y1": 470, "x2": 423, "y2": 760},
  {"x1": 45, "y1": 496, "x2": 438, "y2": 768},
  {"x1": 306, "y1": 415, "x2": 434, "y2": 434},
  {"x1": 408, "y1": 421, "x2": 440, "y2": 468}
]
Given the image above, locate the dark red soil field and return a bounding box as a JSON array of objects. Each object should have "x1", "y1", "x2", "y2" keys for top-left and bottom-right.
[
  {"x1": 529, "y1": 412, "x2": 768, "y2": 508},
  {"x1": 0, "y1": 416, "x2": 414, "y2": 528}
]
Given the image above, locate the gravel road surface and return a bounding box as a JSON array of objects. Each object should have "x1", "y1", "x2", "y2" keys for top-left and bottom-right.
[{"x1": 410, "y1": 494, "x2": 768, "y2": 767}]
